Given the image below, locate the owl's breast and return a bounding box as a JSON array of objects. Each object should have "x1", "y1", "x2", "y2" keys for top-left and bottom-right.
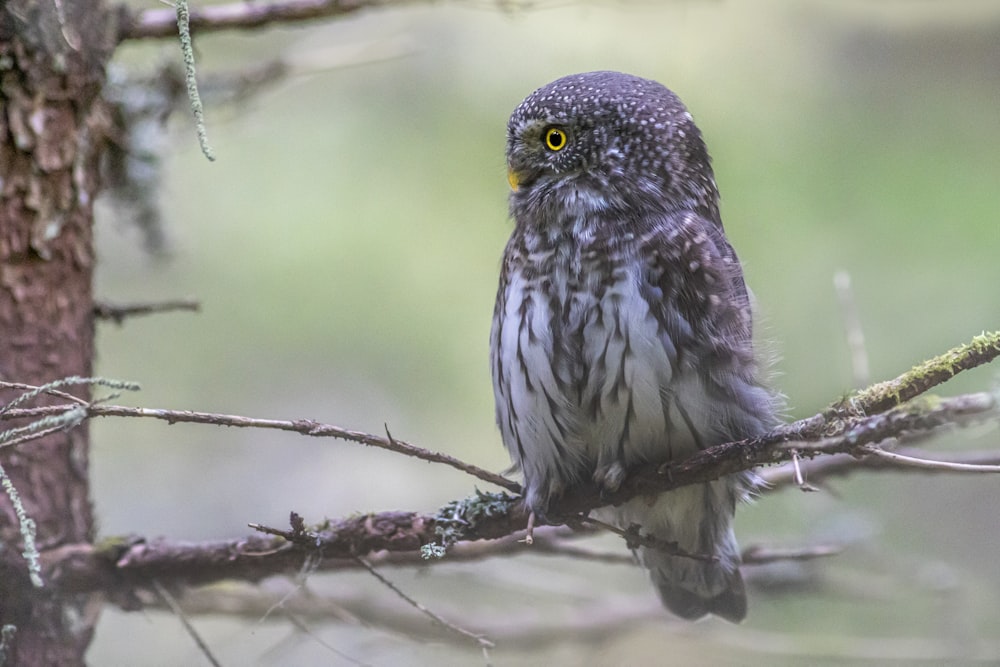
[{"x1": 493, "y1": 233, "x2": 684, "y2": 479}]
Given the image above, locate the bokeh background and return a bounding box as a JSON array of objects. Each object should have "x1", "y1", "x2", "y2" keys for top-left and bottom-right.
[{"x1": 91, "y1": 2, "x2": 1000, "y2": 664}]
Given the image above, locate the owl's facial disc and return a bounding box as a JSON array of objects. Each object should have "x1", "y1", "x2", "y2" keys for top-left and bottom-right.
[{"x1": 506, "y1": 120, "x2": 581, "y2": 193}]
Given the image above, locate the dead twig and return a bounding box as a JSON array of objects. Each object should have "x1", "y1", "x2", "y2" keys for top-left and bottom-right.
[
  {"x1": 353, "y1": 556, "x2": 495, "y2": 651},
  {"x1": 93, "y1": 299, "x2": 200, "y2": 324},
  {"x1": 860, "y1": 446, "x2": 1000, "y2": 474},
  {"x1": 152, "y1": 579, "x2": 222, "y2": 667},
  {"x1": 0, "y1": 402, "x2": 517, "y2": 492}
]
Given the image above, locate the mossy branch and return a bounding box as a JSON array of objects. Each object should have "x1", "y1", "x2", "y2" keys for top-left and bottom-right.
[{"x1": 833, "y1": 331, "x2": 1000, "y2": 418}]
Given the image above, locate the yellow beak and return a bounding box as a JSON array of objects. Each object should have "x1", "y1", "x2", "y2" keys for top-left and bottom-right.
[{"x1": 507, "y1": 166, "x2": 520, "y2": 192}]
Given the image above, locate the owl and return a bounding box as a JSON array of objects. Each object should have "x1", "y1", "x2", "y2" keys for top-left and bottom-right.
[{"x1": 490, "y1": 71, "x2": 779, "y2": 622}]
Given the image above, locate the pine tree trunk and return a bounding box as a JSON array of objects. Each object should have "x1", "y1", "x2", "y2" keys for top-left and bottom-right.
[{"x1": 0, "y1": 2, "x2": 116, "y2": 663}]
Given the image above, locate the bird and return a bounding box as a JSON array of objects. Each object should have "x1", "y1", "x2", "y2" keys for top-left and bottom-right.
[{"x1": 490, "y1": 71, "x2": 780, "y2": 622}]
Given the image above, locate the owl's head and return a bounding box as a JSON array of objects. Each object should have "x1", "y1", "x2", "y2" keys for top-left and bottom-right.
[{"x1": 506, "y1": 71, "x2": 719, "y2": 223}]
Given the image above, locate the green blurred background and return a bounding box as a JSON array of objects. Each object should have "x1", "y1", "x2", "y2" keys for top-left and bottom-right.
[{"x1": 90, "y1": 1, "x2": 1000, "y2": 664}]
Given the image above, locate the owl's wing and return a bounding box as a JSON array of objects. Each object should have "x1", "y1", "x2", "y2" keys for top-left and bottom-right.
[
  {"x1": 634, "y1": 209, "x2": 776, "y2": 447},
  {"x1": 635, "y1": 210, "x2": 753, "y2": 367}
]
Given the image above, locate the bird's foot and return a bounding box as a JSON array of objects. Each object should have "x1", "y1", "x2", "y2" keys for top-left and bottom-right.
[
  {"x1": 593, "y1": 461, "x2": 627, "y2": 495},
  {"x1": 519, "y1": 510, "x2": 536, "y2": 545}
]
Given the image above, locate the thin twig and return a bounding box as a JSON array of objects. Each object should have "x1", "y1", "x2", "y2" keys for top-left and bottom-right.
[
  {"x1": 525, "y1": 540, "x2": 634, "y2": 566},
  {"x1": 0, "y1": 377, "x2": 137, "y2": 414},
  {"x1": 862, "y1": 446, "x2": 1000, "y2": 473},
  {"x1": 514, "y1": 533, "x2": 845, "y2": 569},
  {"x1": 0, "y1": 424, "x2": 74, "y2": 452},
  {"x1": 283, "y1": 613, "x2": 372, "y2": 667},
  {"x1": 0, "y1": 382, "x2": 86, "y2": 410},
  {"x1": 574, "y1": 515, "x2": 717, "y2": 562},
  {"x1": 521, "y1": 539, "x2": 841, "y2": 569},
  {"x1": 759, "y1": 449, "x2": 1000, "y2": 488},
  {"x1": 352, "y1": 556, "x2": 495, "y2": 651},
  {"x1": 259, "y1": 553, "x2": 321, "y2": 624},
  {"x1": 152, "y1": 579, "x2": 222, "y2": 667},
  {"x1": 93, "y1": 298, "x2": 200, "y2": 324},
  {"x1": 0, "y1": 402, "x2": 517, "y2": 492},
  {"x1": 741, "y1": 543, "x2": 844, "y2": 565}
]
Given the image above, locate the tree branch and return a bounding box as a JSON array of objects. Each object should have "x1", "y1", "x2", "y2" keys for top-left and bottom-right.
[
  {"x1": 0, "y1": 398, "x2": 517, "y2": 493},
  {"x1": 836, "y1": 331, "x2": 1000, "y2": 417},
  {"x1": 42, "y1": 523, "x2": 842, "y2": 605},
  {"x1": 546, "y1": 390, "x2": 996, "y2": 520},
  {"x1": 7, "y1": 332, "x2": 999, "y2": 607},
  {"x1": 35, "y1": 387, "x2": 996, "y2": 597},
  {"x1": 119, "y1": 0, "x2": 421, "y2": 41}
]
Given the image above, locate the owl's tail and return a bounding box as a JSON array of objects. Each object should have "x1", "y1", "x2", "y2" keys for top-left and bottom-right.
[
  {"x1": 608, "y1": 476, "x2": 748, "y2": 623},
  {"x1": 644, "y1": 547, "x2": 747, "y2": 623}
]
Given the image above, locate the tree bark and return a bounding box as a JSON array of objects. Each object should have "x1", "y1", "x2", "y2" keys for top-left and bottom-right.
[{"x1": 0, "y1": 2, "x2": 116, "y2": 663}]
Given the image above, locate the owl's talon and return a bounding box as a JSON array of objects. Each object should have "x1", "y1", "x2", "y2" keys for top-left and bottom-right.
[
  {"x1": 594, "y1": 461, "x2": 627, "y2": 494},
  {"x1": 519, "y1": 511, "x2": 536, "y2": 545}
]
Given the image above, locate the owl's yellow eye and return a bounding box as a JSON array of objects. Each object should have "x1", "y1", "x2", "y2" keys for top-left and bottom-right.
[{"x1": 543, "y1": 127, "x2": 567, "y2": 151}]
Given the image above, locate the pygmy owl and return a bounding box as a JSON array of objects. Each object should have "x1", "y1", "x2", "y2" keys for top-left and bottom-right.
[{"x1": 490, "y1": 71, "x2": 779, "y2": 622}]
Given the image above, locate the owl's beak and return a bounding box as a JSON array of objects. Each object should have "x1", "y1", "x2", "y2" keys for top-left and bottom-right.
[{"x1": 506, "y1": 166, "x2": 521, "y2": 192}]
